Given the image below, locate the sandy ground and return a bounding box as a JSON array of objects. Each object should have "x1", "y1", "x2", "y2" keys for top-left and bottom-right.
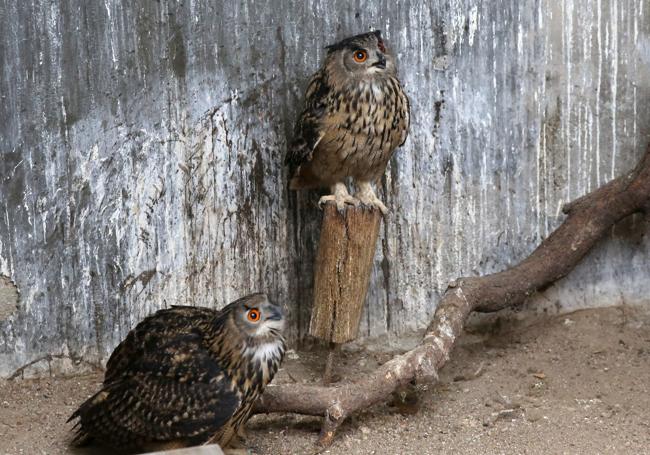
[{"x1": 1, "y1": 305, "x2": 649, "y2": 455}]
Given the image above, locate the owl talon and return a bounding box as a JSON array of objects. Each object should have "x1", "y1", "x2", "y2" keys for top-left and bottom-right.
[
  {"x1": 318, "y1": 194, "x2": 360, "y2": 211},
  {"x1": 319, "y1": 183, "x2": 359, "y2": 211},
  {"x1": 357, "y1": 181, "x2": 389, "y2": 215},
  {"x1": 363, "y1": 199, "x2": 389, "y2": 215}
]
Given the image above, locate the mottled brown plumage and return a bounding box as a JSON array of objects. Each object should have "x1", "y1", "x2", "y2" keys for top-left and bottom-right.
[
  {"x1": 68, "y1": 293, "x2": 286, "y2": 452},
  {"x1": 287, "y1": 30, "x2": 410, "y2": 214}
]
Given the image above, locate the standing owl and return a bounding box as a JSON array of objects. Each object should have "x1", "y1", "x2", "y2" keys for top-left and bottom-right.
[
  {"x1": 68, "y1": 293, "x2": 286, "y2": 452},
  {"x1": 286, "y1": 30, "x2": 410, "y2": 214}
]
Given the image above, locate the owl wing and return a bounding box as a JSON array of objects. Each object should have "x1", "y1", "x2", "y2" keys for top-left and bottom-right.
[
  {"x1": 285, "y1": 70, "x2": 330, "y2": 168},
  {"x1": 70, "y1": 332, "x2": 240, "y2": 447},
  {"x1": 104, "y1": 306, "x2": 216, "y2": 384},
  {"x1": 399, "y1": 89, "x2": 410, "y2": 147}
]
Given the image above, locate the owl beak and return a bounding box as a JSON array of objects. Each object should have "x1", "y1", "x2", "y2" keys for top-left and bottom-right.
[
  {"x1": 267, "y1": 306, "x2": 285, "y2": 321},
  {"x1": 373, "y1": 53, "x2": 387, "y2": 69}
]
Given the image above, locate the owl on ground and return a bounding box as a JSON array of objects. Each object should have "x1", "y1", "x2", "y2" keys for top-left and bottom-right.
[
  {"x1": 68, "y1": 293, "x2": 286, "y2": 452},
  {"x1": 286, "y1": 30, "x2": 410, "y2": 215}
]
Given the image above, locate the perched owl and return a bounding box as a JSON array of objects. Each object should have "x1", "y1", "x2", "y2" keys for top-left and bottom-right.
[
  {"x1": 68, "y1": 293, "x2": 286, "y2": 452},
  {"x1": 286, "y1": 30, "x2": 410, "y2": 214}
]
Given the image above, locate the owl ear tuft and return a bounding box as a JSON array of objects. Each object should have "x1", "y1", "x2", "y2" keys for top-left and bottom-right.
[
  {"x1": 325, "y1": 43, "x2": 341, "y2": 54},
  {"x1": 374, "y1": 30, "x2": 386, "y2": 52}
]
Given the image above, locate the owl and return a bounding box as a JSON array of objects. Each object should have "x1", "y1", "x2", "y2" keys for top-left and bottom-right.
[
  {"x1": 286, "y1": 30, "x2": 410, "y2": 214},
  {"x1": 68, "y1": 293, "x2": 286, "y2": 452}
]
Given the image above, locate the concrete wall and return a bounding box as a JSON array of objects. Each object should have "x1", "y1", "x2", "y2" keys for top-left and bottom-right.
[{"x1": 0, "y1": 0, "x2": 648, "y2": 377}]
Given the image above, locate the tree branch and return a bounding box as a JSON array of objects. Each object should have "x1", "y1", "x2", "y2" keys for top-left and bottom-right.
[{"x1": 255, "y1": 144, "x2": 650, "y2": 445}]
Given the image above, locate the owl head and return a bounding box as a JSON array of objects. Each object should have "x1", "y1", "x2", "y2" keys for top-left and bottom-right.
[
  {"x1": 223, "y1": 292, "x2": 286, "y2": 339},
  {"x1": 325, "y1": 30, "x2": 396, "y2": 78}
]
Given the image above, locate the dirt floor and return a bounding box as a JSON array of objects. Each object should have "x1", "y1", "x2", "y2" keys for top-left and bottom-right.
[{"x1": 1, "y1": 305, "x2": 649, "y2": 455}]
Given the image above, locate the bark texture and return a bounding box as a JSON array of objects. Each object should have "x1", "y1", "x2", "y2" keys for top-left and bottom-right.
[
  {"x1": 255, "y1": 145, "x2": 650, "y2": 445},
  {"x1": 310, "y1": 204, "x2": 382, "y2": 343}
]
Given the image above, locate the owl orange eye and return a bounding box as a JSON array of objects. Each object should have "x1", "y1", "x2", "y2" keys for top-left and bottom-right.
[
  {"x1": 247, "y1": 308, "x2": 261, "y2": 322},
  {"x1": 353, "y1": 50, "x2": 368, "y2": 63}
]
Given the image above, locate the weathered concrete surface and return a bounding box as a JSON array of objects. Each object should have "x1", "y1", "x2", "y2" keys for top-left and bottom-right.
[{"x1": 0, "y1": 0, "x2": 648, "y2": 377}]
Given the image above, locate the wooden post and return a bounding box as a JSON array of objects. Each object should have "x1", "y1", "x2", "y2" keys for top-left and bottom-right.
[{"x1": 309, "y1": 203, "x2": 382, "y2": 347}]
